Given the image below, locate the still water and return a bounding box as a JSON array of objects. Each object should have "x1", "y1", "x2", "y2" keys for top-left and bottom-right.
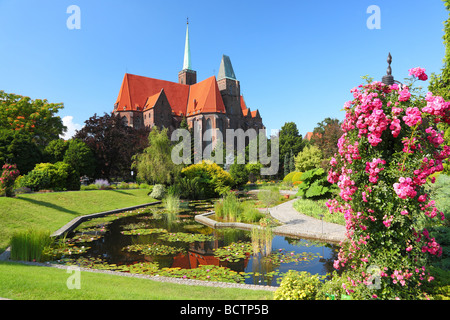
[{"x1": 64, "y1": 200, "x2": 339, "y2": 286}]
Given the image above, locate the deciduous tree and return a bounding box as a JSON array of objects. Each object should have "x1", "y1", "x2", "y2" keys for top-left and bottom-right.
[
  {"x1": 0, "y1": 90, "x2": 66, "y2": 146},
  {"x1": 75, "y1": 113, "x2": 149, "y2": 180}
]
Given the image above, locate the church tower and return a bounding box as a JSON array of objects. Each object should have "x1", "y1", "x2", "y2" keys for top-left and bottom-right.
[
  {"x1": 217, "y1": 54, "x2": 241, "y2": 127},
  {"x1": 178, "y1": 20, "x2": 197, "y2": 85}
]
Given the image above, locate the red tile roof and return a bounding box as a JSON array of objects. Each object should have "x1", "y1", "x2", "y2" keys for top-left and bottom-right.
[
  {"x1": 143, "y1": 89, "x2": 163, "y2": 110},
  {"x1": 115, "y1": 73, "x2": 227, "y2": 117},
  {"x1": 240, "y1": 95, "x2": 249, "y2": 116},
  {"x1": 251, "y1": 110, "x2": 260, "y2": 118},
  {"x1": 187, "y1": 76, "x2": 226, "y2": 115},
  {"x1": 115, "y1": 73, "x2": 190, "y2": 115},
  {"x1": 304, "y1": 132, "x2": 313, "y2": 140},
  {"x1": 304, "y1": 132, "x2": 322, "y2": 140}
]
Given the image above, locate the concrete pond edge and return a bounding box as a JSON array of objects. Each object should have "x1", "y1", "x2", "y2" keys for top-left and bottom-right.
[
  {"x1": 0, "y1": 201, "x2": 161, "y2": 261},
  {"x1": 195, "y1": 210, "x2": 345, "y2": 244}
]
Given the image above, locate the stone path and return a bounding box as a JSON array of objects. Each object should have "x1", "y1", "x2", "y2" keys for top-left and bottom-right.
[{"x1": 269, "y1": 198, "x2": 346, "y2": 244}]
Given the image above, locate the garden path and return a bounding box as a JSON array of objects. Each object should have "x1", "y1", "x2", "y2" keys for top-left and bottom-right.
[{"x1": 268, "y1": 197, "x2": 346, "y2": 244}]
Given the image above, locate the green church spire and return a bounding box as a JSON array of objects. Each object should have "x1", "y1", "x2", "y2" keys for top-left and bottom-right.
[{"x1": 183, "y1": 19, "x2": 192, "y2": 71}]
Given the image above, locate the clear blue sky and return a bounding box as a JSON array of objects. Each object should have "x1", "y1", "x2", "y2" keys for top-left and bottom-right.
[{"x1": 0, "y1": 0, "x2": 448, "y2": 138}]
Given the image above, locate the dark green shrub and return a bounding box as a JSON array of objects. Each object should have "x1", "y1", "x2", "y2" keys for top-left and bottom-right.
[
  {"x1": 229, "y1": 163, "x2": 249, "y2": 188},
  {"x1": 172, "y1": 176, "x2": 205, "y2": 200},
  {"x1": 246, "y1": 163, "x2": 262, "y2": 183}
]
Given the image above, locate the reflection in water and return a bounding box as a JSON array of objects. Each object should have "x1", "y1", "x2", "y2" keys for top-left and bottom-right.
[{"x1": 67, "y1": 200, "x2": 340, "y2": 286}]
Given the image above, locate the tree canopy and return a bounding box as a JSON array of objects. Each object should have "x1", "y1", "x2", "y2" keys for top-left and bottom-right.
[
  {"x1": 310, "y1": 117, "x2": 343, "y2": 160},
  {"x1": 75, "y1": 113, "x2": 149, "y2": 180},
  {"x1": 132, "y1": 127, "x2": 181, "y2": 185},
  {"x1": 279, "y1": 122, "x2": 304, "y2": 177},
  {"x1": 0, "y1": 90, "x2": 66, "y2": 146}
]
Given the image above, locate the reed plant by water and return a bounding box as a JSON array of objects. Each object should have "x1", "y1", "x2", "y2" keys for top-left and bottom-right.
[
  {"x1": 10, "y1": 229, "x2": 53, "y2": 262},
  {"x1": 251, "y1": 221, "x2": 273, "y2": 257},
  {"x1": 162, "y1": 194, "x2": 181, "y2": 227},
  {"x1": 215, "y1": 192, "x2": 265, "y2": 223},
  {"x1": 214, "y1": 192, "x2": 242, "y2": 222},
  {"x1": 162, "y1": 193, "x2": 181, "y2": 214}
]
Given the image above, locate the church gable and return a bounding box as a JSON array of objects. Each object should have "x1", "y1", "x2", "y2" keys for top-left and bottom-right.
[{"x1": 186, "y1": 76, "x2": 226, "y2": 116}]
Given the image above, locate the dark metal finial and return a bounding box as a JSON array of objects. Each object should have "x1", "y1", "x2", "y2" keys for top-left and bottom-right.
[
  {"x1": 386, "y1": 52, "x2": 392, "y2": 76},
  {"x1": 382, "y1": 52, "x2": 394, "y2": 85}
]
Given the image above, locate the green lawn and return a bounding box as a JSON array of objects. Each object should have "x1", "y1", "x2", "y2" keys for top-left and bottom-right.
[
  {"x1": 0, "y1": 189, "x2": 156, "y2": 252},
  {"x1": 0, "y1": 261, "x2": 273, "y2": 300},
  {"x1": 293, "y1": 198, "x2": 346, "y2": 226}
]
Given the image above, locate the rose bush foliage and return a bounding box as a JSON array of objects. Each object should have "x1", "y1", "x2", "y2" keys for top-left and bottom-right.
[{"x1": 326, "y1": 68, "x2": 450, "y2": 299}]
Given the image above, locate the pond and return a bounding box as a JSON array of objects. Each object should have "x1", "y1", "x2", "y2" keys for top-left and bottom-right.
[{"x1": 56, "y1": 199, "x2": 339, "y2": 286}]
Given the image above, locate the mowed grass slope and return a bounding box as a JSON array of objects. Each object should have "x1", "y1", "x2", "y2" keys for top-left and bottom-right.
[
  {"x1": 0, "y1": 189, "x2": 156, "y2": 252},
  {"x1": 0, "y1": 261, "x2": 273, "y2": 300}
]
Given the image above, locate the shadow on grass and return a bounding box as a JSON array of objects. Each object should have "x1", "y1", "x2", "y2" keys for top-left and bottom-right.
[
  {"x1": 15, "y1": 196, "x2": 80, "y2": 215},
  {"x1": 109, "y1": 189, "x2": 137, "y2": 196}
]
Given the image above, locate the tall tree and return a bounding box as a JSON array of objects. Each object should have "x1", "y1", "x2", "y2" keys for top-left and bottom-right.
[
  {"x1": 310, "y1": 117, "x2": 343, "y2": 160},
  {"x1": 278, "y1": 122, "x2": 304, "y2": 177},
  {"x1": 429, "y1": 0, "x2": 450, "y2": 101},
  {"x1": 74, "y1": 113, "x2": 149, "y2": 180},
  {"x1": 429, "y1": 0, "x2": 450, "y2": 172},
  {"x1": 294, "y1": 145, "x2": 323, "y2": 172},
  {"x1": 0, "y1": 129, "x2": 43, "y2": 175},
  {"x1": 289, "y1": 149, "x2": 295, "y2": 173},
  {"x1": 283, "y1": 153, "x2": 289, "y2": 177},
  {"x1": 0, "y1": 90, "x2": 66, "y2": 146},
  {"x1": 63, "y1": 139, "x2": 96, "y2": 177},
  {"x1": 132, "y1": 127, "x2": 181, "y2": 185},
  {"x1": 43, "y1": 139, "x2": 69, "y2": 163}
]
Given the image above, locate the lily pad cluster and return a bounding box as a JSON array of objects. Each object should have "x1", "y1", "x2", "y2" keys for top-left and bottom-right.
[
  {"x1": 121, "y1": 222, "x2": 151, "y2": 230},
  {"x1": 264, "y1": 248, "x2": 322, "y2": 265},
  {"x1": 123, "y1": 243, "x2": 184, "y2": 256},
  {"x1": 213, "y1": 241, "x2": 253, "y2": 262},
  {"x1": 42, "y1": 243, "x2": 90, "y2": 260},
  {"x1": 61, "y1": 257, "x2": 247, "y2": 283},
  {"x1": 68, "y1": 233, "x2": 103, "y2": 243},
  {"x1": 120, "y1": 228, "x2": 168, "y2": 236},
  {"x1": 157, "y1": 232, "x2": 215, "y2": 243},
  {"x1": 156, "y1": 265, "x2": 245, "y2": 283}
]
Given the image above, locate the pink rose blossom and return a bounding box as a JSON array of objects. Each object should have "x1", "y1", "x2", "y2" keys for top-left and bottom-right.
[
  {"x1": 409, "y1": 67, "x2": 428, "y2": 81},
  {"x1": 398, "y1": 88, "x2": 411, "y2": 102}
]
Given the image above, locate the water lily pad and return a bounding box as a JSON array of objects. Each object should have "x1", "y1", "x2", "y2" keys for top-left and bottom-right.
[
  {"x1": 121, "y1": 228, "x2": 168, "y2": 236},
  {"x1": 123, "y1": 243, "x2": 184, "y2": 256},
  {"x1": 213, "y1": 241, "x2": 253, "y2": 262},
  {"x1": 158, "y1": 232, "x2": 214, "y2": 243}
]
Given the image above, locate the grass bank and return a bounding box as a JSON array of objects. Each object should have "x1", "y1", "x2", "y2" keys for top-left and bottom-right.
[
  {"x1": 293, "y1": 198, "x2": 345, "y2": 226},
  {"x1": 0, "y1": 261, "x2": 273, "y2": 300},
  {"x1": 0, "y1": 189, "x2": 156, "y2": 252}
]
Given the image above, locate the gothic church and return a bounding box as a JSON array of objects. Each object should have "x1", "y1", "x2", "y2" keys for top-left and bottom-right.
[{"x1": 112, "y1": 22, "x2": 264, "y2": 144}]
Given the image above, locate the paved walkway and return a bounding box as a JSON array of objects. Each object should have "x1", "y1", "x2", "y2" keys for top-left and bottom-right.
[{"x1": 269, "y1": 198, "x2": 346, "y2": 243}]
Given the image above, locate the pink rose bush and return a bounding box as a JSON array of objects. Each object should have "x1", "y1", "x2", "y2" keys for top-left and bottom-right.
[
  {"x1": 0, "y1": 164, "x2": 20, "y2": 197},
  {"x1": 326, "y1": 68, "x2": 449, "y2": 299}
]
